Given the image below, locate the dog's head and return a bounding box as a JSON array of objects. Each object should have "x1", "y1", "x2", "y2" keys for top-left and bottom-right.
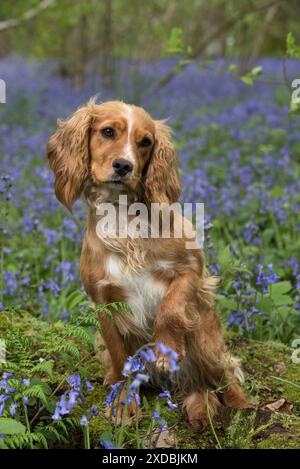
[{"x1": 46, "y1": 100, "x2": 181, "y2": 210}]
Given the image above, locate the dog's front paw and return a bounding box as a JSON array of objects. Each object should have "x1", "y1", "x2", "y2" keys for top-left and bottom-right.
[
  {"x1": 154, "y1": 342, "x2": 181, "y2": 374},
  {"x1": 106, "y1": 387, "x2": 138, "y2": 425}
]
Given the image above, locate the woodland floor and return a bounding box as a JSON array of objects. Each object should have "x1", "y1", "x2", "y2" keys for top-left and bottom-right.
[{"x1": 87, "y1": 332, "x2": 300, "y2": 449}]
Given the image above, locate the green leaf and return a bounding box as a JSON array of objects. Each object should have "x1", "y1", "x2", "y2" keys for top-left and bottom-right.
[
  {"x1": 256, "y1": 296, "x2": 273, "y2": 313},
  {"x1": 241, "y1": 75, "x2": 253, "y2": 86},
  {"x1": 228, "y1": 64, "x2": 237, "y2": 73},
  {"x1": 24, "y1": 384, "x2": 49, "y2": 406},
  {"x1": 165, "y1": 27, "x2": 184, "y2": 55},
  {"x1": 262, "y1": 228, "x2": 274, "y2": 244},
  {"x1": 272, "y1": 295, "x2": 293, "y2": 307},
  {"x1": 287, "y1": 32, "x2": 300, "y2": 59},
  {"x1": 215, "y1": 294, "x2": 237, "y2": 311},
  {"x1": 251, "y1": 66, "x2": 262, "y2": 77},
  {"x1": 0, "y1": 418, "x2": 26, "y2": 435},
  {"x1": 269, "y1": 281, "x2": 292, "y2": 296},
  {"x1": 218, "y1": 246, "x2": 232, "y2": 272},
  {"x1": 100, "y1": 431, "x2": 115, "y2": 448},
  {"x1": 31, "y1": 360, "x2": 54, "y2": 377},
  {"x1": 66, "y1": 290, "x2": 85, "y2": 311}
]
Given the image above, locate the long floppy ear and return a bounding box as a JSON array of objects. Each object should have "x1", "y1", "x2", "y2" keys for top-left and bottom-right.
[
  {"x1": 46, "y1": 106, "x2": 92, "y2": 211},
  {"x1": 143, "y1": 120, "x2": 181, "y2": 205}
]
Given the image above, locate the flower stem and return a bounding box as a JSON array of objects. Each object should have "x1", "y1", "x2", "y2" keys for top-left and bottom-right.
[
  {"x1": 84, "y1": 425, "x2": 90, "y2": 449},
  {"x1": 23, "y1": 402, "x2": 33, "y2": 449}
]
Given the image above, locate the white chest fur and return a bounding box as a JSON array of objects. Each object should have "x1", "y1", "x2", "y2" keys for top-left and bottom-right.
[{"x1": 105, "y1": 255, "x2": 166, "y2": 335}]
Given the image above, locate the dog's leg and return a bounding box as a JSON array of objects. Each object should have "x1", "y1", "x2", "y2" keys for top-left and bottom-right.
[
  {"x1": 153, "y1": 275, "x2": 193, "y2": 371},
  {"x1": 219, "y1": 369, "x2": 249, "y2": 409},
  {"x1": 97, "y1": 313, "x2": 140, "y2": 423},
  {"x1": 187, "y1": 309, "x2": 249, "y2": 411},
  {"x1": 98, "y1": 312, "x2": 127, "y2": 384},
  {"x1": 183, "y1": 389, "x2": 220, "y2": 431}
]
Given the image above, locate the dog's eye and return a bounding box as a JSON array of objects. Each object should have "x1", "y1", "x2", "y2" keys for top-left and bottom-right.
[
  {"x1": 139, "y1": 138, "x2": 152, "y2": 148},
  {"x1": 101, "y1": 127, "x2": 115, "y2": 139}
]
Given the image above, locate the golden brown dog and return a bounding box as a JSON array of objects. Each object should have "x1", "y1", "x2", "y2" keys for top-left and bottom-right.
[{"x1": 47, "y1": 100, "x2": 248, "y2": 429}]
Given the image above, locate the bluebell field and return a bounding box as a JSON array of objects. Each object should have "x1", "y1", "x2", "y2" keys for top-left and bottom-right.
[
  {"x1": 0, "y1": 56, "x2": 300, "y2": 448},
  {"x1": 1, "y1": 56, "x2": 299, "y2": 339}
]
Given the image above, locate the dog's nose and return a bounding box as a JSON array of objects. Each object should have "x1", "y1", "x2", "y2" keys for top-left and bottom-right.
[{"x1": 112, "y1": 159, "x2": 133, "y2": 177}]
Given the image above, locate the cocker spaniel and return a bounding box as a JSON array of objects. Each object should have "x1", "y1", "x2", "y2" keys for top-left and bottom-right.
[{"x1": 47, "y1": 100, "x2": 248, "y2": 430}]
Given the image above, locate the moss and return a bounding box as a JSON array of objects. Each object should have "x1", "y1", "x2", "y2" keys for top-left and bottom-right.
[
  {"x1": 77, "y1": 335, "x2": 300, "y2": 449},
  {"x1": 3, "y1": 310, "x2": 300, "y2": 449}
]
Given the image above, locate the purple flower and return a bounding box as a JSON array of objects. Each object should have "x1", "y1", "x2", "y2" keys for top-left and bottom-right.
[
  {"x1": 0, "y1": 394, "x2": 11, "y2": 416},
  {"x1": 168, "y1": 359, "x2": 180, "y2": 373},
  {"x1": 59, "y1": 393, "x2": 70, "y2": 415},
  {"x1": 156, "y1": 343, "x2": 179, "y2": 361},
  {"x1": 23, "y1": 396, "x2": 29, "y2": 406},
  {"x1": 80, "y1": 415, "x2": 89, "y2": 426},
  {"x1": 90, "y1": 405, "x2": 99, "y2": 416},
  {"x1": 52, "y1": 403, "x2": 61, "y2": 421},
  {"x1": 139, "y1": 348, "x2": 156, "y2": 363},
  {"x1": 256, "y1": 264, "x2": 279, "y2": 294},
  {"x1": 152, "y1": 410, "x2": 160, "y2": 421},
  {"x1": 159, "y1": 421, "x2": 168, "y2": 431},
  {"x1": 105, "y1": 381, "x2": 123, "y2": 407},
  {"x1": 9, "y1": 403, "x2": 18, "y2": 417},
  {"x1": 68, "y1": 389, "x2": 81, "y2": 409},
  {"x1": 158, "y1": 390, "x2": 171, "y2": 399},
  {"x1": 101, "y1": 439, "x2": 117, "y2": 449},
  {"x1": 85, "y1": 380, "x2": 93, "y2": 391},
  {"x1": 158, "y1": 390, "x2": 177, "y2": 410},
  {"x1": 122, "y1": 356, "x2": 144, "y2": 376},
  {"x1": 130, "y1": 373, "x2": 149, "y2": 391},
  {"x1": 67, "y1": 373, "x2": 81, "y2": 389}
]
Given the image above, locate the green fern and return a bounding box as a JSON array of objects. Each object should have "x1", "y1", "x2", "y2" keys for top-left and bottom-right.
[
  {"x1": 23, "y1": 384, "x2": 49, "y2": 407},
  {"x1": 31, "y1": 360, "x2": 54, "y2": 377}
]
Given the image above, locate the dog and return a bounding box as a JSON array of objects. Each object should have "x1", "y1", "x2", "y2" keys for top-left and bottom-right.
[{"x1": 47, "y1": 100, "x2": 248, "y2": 429}]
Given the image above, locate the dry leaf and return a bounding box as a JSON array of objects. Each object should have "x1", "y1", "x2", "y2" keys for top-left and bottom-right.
[
  {"x1": 153, "y1": 428, "x2": 176, "y2": 448},
  {"x1": 263, "y1": 398, "x2": 293, "y2": 414},
  {"x1": 274, "y1": 362, "x2": 287, "y2": 373}
]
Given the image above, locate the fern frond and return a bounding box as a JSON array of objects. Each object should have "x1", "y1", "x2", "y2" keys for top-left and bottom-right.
[
  {"x1": 23, "y1": 384, "x2": 48, "y2": 406},
  {"x1": 31, "y1": 360, "x2": 54, "y2": 377}
]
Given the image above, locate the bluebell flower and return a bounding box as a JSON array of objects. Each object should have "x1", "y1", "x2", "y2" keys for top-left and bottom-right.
[
  {"x1": 152, "y1": 410, "x2": 160, "y2": 421},
  {"x1": 166, "y1": 399, "x2": 177, "y2": 410},
  {"x1": 9, "y1": 403, "x2": 18, "y2": 417},
  {"x1": 105, "y1": 381, "x2": 123, "y2": 407},
  {"x1": 101, "y1": 439, "x2": 117, "y2": 449},
  {"x1": 159, "y1": 421, "x2": 168, "y2": 431},
  {"x1": 22, "y1": 379, "x2": 30, "y2": 387},
  {"x1": 85, "y1": 380, "x2": 93, "y2": 391},
  {"x1": 156, "y1": 343, "x2": 179, "y2": 361},
  {"x1": 80, "y1": 415, "x2": 89, "y2": 426},
  {"x1": 23, "y1": 397, "x2": 29, "y2": 406},
  {"x1": 158, "y1": 390, "x2": 171, "y2": 399},
  {"x1": 52, "y1": 403, "x2": 61, "y2": 421},
  {"x1": 130, "y1": 373, "x2": 149, "y2": 391},
  {"x1": 139, "y1": 348, "x2": 156, "y2": 363},
  {"x1": 0, "y1": 394, "x2": 11, "y2": 416},
  {"x1": 90, "y1": 405, "x2": 99, "y2": 416},
  {"x1": 59, "y1": 393, "x2": 70, "y2": 415},
  {"x1": 67, "y1": 373, "x2": 81, "y2": 389},
  {"x1": 256, "y1": 264, "x2": 279, "y2": 294},
  {"x1": 123, "y1": 356, "x2": 145, "y2": 376},
  {"x1": 158, "y1": 390, "x2": 177, "y2": 410},
  {"x1": 68, "y1": 389, "x2": 81, "y2": 409},
  {"x1": 168, "y1": 359, "x2": 180, "y2": 373}
]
